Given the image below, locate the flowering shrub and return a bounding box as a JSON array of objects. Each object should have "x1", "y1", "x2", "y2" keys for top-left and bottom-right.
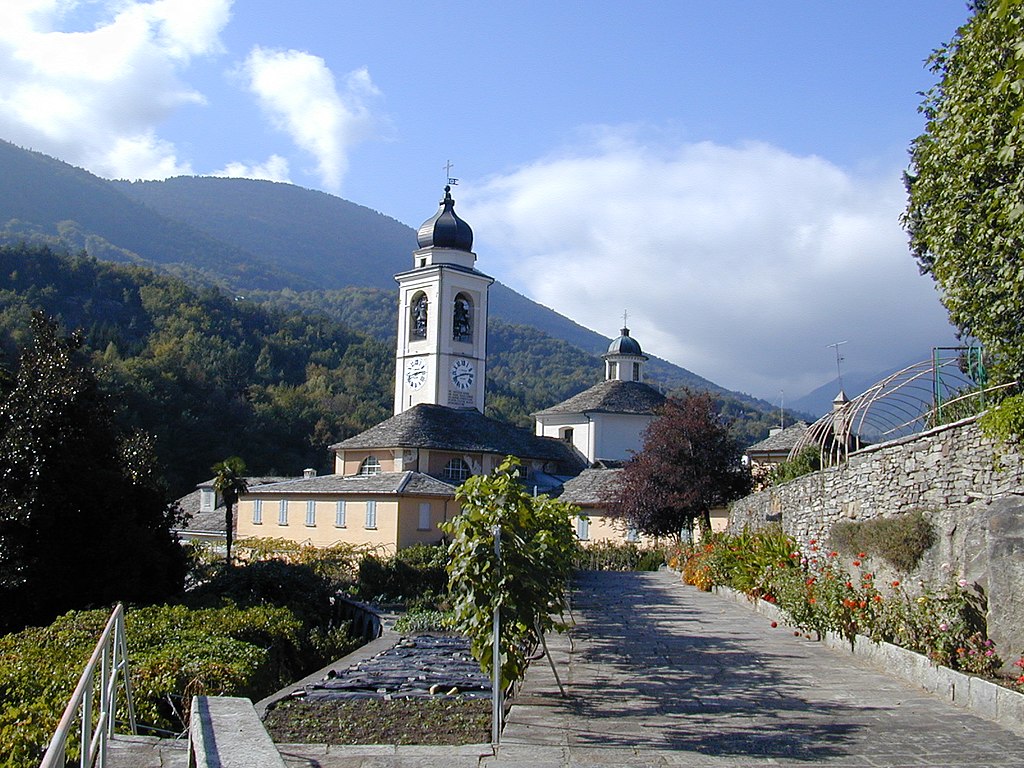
[
  {"x1": 669, "y1": 527, "x2": 800, "y2": 596},
  {"x1": 672, "y1": 533, "x2": 1009, "y2": 681},
  {"x1": 868, "y1": 578, "x2": 994, "y2": 671},
  {"x1": 680, "y1": 542, "x2": 716, "y2": 591},
  {"x1": 1013, "y1": 656, "x2": 1024, "y2": 692},
  {"x1": 770, "y1": 546, "x2": 881, "y2": 643},
  {"x1": 704, "y1": 527, "x2": 799, "y2": 599}
]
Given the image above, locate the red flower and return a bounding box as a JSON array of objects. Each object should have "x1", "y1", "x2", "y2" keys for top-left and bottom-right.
[
  {"x1": 808, "y1": 598, "x2": 816, "y2": 604},
  {"x1": 857, "y1": 552, "x2": 867, "y2": 559},
  {"x1": 859, "y1": 600, "x2": 867, "y2": 609},
  {"x1": 852, "y1": 560, "x2": 861, "y2": 567},
  {"x1": 770, "y1": 621, "x2": 778, "y2": 628},
  {"x1": 891, "y1": 580, "x2": 900, "y2": 587}
]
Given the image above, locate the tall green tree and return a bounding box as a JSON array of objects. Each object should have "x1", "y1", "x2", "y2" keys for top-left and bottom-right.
[
  {"x1": 611, "y1": 392, "x2": 751, "y2": 538},
  {"x1": 904, "y1": 0, "x2": 1024, "y2": 383},
  {"x1": 212, "y1": 456, "x2": 248, "y2": 567},
  {"x1": 0, "y1": 312, "x2": 187, "y2": 633}
]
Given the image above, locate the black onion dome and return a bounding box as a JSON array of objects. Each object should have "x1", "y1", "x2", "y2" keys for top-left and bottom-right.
[
  {"x1": 416, "y1": 185, "x2": 473, "y2": 251},
  {"x1": 607, "y1": 327, "x2": 642, "y2": 355}
]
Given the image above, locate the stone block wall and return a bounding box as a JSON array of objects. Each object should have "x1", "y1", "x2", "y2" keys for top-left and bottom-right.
[{"x1": 728, "y1": 416, "x2": 1024, "y2": 664}]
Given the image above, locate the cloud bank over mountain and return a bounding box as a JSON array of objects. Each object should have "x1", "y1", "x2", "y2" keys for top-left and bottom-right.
[{"x1": 464, "y1": 135, "x2": 954, "y2": 400}]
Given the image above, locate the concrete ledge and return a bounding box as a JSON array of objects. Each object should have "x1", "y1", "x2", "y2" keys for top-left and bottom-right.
[
  {"x1": 711, "y1": 584, "x2": 1024, "y2": 735},
  {"x1": 189, "y1": 696, "x2": 286, "y2": 768}
]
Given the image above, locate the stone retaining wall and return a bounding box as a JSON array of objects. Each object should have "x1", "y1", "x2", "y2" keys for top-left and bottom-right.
[{"x1": 728, "y1": 416, "x2": 1024, "y2": 665}]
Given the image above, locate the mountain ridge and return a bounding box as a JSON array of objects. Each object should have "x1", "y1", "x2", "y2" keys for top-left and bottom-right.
[{"x1": 0, "y1": 138, "x2": 766, "y2": 407}]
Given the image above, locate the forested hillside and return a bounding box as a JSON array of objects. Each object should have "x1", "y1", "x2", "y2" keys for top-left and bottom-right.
[{"x1": 0, "y1": 244, "x2": 392, "y2": 494}]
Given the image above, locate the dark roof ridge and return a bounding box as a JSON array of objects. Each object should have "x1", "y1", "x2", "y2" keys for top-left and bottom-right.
[
  {"x1": 533, "y1": 379, "x2": 666, "y2": 417},
  {"x1": 331, "y1": 404, "x2": 584, "y2": 468}
]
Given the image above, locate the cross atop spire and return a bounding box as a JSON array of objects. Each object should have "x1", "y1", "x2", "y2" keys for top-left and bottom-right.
[{"x1": 443, "y1": 160, "x2": 458, "y2": 186}]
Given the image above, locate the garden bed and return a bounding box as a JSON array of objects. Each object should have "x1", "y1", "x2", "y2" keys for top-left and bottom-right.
[{"x1": 263, "y1": 697, "x2": 491, "y2": 745}]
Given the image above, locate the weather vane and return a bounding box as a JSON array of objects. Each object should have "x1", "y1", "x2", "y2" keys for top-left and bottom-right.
[
  {"x1": 444, "y1": 160, "x2": 459, "y2": 186},
  {"x1": 827, "y1": 340, "x2": 848, "y2": 390}
]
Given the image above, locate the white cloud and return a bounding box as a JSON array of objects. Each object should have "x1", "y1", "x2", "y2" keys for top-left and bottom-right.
[
  {"x1": 0, "y1": 0, "x2": 232, "y2": 179},
  {"x1": 214, "y1": 154, "x2": 291, "y2": 183},
  {"x1": 463, "y1": 136, "x2": 955, "y2": 402},
  {"x1": 241, "y1": 47, "x2": 380, "y2": 193}
]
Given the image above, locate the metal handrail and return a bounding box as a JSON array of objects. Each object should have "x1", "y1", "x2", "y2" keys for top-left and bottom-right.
[{"x1": 39, "y1": 603, "x2": 137, "y2": 768}]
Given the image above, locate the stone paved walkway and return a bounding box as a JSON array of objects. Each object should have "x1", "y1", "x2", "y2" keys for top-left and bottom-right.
[
  {"x1": 112, "y1": 569, "x2": 1024, "y2": 767},
  {"x1": 488, "y1": 569, "x2": 1024, "y2": 767}
]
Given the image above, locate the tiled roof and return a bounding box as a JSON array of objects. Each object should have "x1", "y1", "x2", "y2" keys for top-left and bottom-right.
[
  {"x1": 242, "y1": 471, "x2": 458, "y2": 498},
  {"x1": 558, "y1": 468, "x2": 623, "y2": 507},
  {"x1": 745, "y1": 422, "x2": 809, "y2": 455},
  {"x1": 175, "y1": 476, "x2": 291, "y2": 534},
  {"x1": 331, "y1": 404, "x2": 583, "y2": 469},
  {"x1": 532, "y1": 380, "x2": 666, "y2": 417}
]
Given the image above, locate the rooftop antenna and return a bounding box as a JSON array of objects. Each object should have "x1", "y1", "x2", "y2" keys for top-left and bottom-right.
[
  {"x1": 827, "y1": 340, "x2": 848, "y2": 391},
  {"x1": 444, "y1": 160, "x2": 459, "y2": 186}
]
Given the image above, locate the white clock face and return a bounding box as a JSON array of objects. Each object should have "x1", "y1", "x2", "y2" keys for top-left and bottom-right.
[
  {"x1": 406, "y1": 358, "x2": 427, "y2": 390},
  {"x1": 450, "y1": 358, "x2": 475, "y2": 390}
]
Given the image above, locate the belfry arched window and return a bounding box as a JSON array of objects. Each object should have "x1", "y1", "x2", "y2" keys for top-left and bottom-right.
[
  {"x1": 410, "y1": 292, "x2": 428, "y2": 340},
  {"x1": 452, "y1": 293, "x2": 473, "y2": 342}
]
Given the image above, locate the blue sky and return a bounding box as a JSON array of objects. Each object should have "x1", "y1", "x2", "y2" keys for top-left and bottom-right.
[{"x1": 0, "y1": 1, "x2": 974, "y2": 402}]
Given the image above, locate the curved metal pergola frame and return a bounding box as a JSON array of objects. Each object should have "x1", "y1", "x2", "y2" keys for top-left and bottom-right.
[{"x1": 789, "y1": 347, "x2": 1014, "y2": 467}]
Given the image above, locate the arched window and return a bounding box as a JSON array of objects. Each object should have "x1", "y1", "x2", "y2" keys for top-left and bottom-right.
[
  {"x1": 409, "y1": 292, "x2": 428, "y2": 340},
  {"x1": 452, "y1": 293, "x2": 473, "y2": 342},
  {"x1": 358, "y1": 456, "x2": 382, "y2": 476},
  {"x1": 443, "y1": 458, "x2": 471, "y2": 482}
]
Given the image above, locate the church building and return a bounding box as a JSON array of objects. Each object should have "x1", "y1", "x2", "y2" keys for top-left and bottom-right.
[
  {"x1": 535, "y1": 328, "x2": 667, "y2": 542},
  {"x1": 234, "y1": 187, "x2": 586, "y2": 551}
]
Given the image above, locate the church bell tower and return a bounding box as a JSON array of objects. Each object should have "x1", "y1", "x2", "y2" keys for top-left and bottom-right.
[{"x1": 393, "y1": 186, "x2": 493, "y2": 415}]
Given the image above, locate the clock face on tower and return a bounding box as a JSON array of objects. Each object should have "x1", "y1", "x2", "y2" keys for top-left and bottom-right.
[
  {"x1": 450, "y1": 358, "x2": 475, "y2": 390},
  {"x1": 405, "y1": 358, "x2": 427, "y2": 390}
]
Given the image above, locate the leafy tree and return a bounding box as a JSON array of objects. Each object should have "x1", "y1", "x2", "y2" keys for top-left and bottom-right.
[
  {"x1": 0, "y1": 312, "x2": 187, "y2": 633},
  {"x1": 442, "y1": 457, "x2": 576, "y2": 690},
  {"x1": 212, "y1": 456, "x2": 248, "y2": 567},
  {"x1": 904, "y1": 0, "x2": 1024, "y2": 383},
  {"x1": 611, "y1": 392, "x2": 751, "y2": 538}
]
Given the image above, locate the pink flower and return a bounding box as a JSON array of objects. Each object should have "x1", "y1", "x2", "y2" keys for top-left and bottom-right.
[
  {"x1": 958, "y1": 579, "x2": 968, "y2": 587},
  {"x1": 939, "y1": 623, "x2": 948, "y2": 631}
]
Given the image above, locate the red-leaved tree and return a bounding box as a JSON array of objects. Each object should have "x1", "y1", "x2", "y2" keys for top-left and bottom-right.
[{"x1": 611, "y1": 391, "x2": 751, "y2": 538}]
